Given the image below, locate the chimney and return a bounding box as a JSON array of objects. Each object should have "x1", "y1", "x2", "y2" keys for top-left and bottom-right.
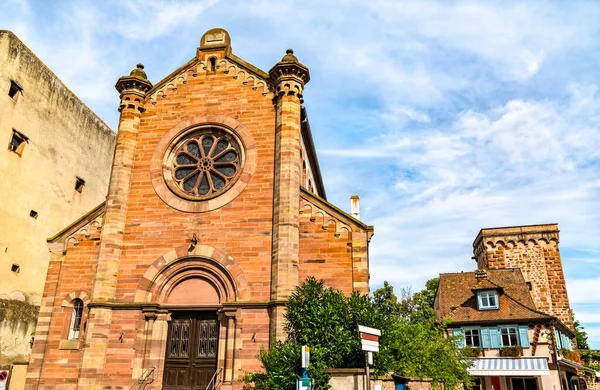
[
  {"x1": 475, "y1": 269, "x2": 487, "y2": 281},
  {"x1": 350, "y1": 195, "x2": 360, "y2": 220}
]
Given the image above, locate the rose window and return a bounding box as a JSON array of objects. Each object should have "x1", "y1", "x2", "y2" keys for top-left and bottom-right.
[{"x1": 169, "y1": 129, "x2": 242, "y2": 199}]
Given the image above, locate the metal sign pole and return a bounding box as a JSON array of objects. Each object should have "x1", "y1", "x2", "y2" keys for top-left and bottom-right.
[{"x1": 364, "y1": 351, "x2": 370, "y2": 390}]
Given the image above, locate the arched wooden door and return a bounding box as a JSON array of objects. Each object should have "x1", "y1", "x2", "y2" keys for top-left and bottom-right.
[{"x1": 163, "y1": 312, "x2": 219, "y2": 390}]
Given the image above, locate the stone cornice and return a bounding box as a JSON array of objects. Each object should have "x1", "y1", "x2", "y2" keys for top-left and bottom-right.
[{"x1": 473, "y1": 224, "x2": 560, "y2": 258}]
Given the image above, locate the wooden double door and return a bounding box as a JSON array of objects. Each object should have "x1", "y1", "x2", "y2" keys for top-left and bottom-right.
[{"x1": 163, "y1": 312, "x2": 219, "y2": 390}]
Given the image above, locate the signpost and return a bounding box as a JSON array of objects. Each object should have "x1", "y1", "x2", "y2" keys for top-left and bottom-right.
[
  {"x1": 297, "y1": 346, "x2": 313, "y2": 390},
  {"x1": 359, "y1": 326, "x2": 380, "y2": 390}
]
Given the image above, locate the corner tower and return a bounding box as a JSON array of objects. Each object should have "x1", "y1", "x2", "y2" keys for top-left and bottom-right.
[
  {"x1": 268, "y1": 49, "x2": 310, "y2": 339},
  {"x1": 473, "y1": 224, "x2": 574, "y2": 330}
]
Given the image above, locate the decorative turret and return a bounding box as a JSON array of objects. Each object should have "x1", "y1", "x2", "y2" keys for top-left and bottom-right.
[
  {"x1": 115, "y1": 63, "x2": 153, "y2": 112},
  {"x1": 269, "y1": 49, "x2": 310, "y2": 103}
]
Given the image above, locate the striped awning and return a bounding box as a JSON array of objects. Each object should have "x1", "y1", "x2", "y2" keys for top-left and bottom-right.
[{"x1": 468, "y1": 357, "x2": 550, "y2": 376}]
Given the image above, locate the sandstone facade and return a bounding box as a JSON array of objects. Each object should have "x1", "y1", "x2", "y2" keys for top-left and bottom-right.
[{"x1": 26, "y1": 29, "x2": 373, "y2": 390}]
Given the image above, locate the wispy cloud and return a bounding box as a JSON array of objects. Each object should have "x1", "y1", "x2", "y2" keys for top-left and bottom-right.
[{"x1": 2, "y1": 0, "x2": 600, "y2": 347}]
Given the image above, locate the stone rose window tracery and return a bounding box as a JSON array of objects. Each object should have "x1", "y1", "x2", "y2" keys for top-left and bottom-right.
[{"x1": 168, "y1": 128, "x2": 243, "y2": 200}]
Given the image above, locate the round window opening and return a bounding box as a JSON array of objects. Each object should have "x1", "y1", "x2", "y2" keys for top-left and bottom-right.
[{"x1": 164, "y1": 128, "x2": 244, "y2": 200}]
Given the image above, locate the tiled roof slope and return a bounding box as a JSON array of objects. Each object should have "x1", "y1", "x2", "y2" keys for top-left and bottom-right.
[{"x1": 436, "y1": 269, "x2": 553, "y2": 324}]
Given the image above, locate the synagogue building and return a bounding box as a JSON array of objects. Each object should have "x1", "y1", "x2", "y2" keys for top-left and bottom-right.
[{"x1": 25, "y1": 28, "x2": 373, "y2": 390}]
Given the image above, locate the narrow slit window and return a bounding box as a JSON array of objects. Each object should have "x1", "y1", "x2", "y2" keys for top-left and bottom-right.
[
  {"x1": 8, "y1": 129, "x2": 28, "y2": 156},
  {"x1": 75, "y1": 177, "x2": 85, "y2": 193},
  {"x1": 8, "y1": 80, "x2": 22, "y2": 100},
  {"x1": 68, "y1": 299, "x2": 84, "y2": 340},
  {"x1": 209, "y1": 57, "x2": 216, "y2": 72}
]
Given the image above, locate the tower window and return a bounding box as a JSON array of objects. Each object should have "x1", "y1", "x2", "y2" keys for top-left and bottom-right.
[
  {"x1": 8, "y1": 80, "x2": 23, "y2": 100},
  {"x1": 30, "y1": 210, "x2": 38, "y2": 219},
  {"x1": 209, "y1": 57, "x2": 216, "y2": 72},
  {"x1": 75, "y1": 177, "x2": 85, "y2": 193},
  {"x1": 8, "y1": 129, "x2": 28, "y2": 156},
  {"x1": 68, "y1": 299, "x2": 84, "y2": 340},
  {"x1": 11, "y1": 264, "x2": 20, "y2": 273},
  {"x1": 526, "y1": 281, "x2": 532, "y2": 291}
]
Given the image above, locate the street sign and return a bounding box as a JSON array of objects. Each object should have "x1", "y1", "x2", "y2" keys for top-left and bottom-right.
[
  {"x1": 0, "y1": 370, "x2": 8, "y2": 390},
  {"x1": 359, "y1": 325, "x2": 380, "y2": 352}
]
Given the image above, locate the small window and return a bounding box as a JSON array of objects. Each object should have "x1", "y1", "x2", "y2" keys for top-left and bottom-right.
[
  {"x1": 465, "y1": 328, "x2": 481, "y2": 347},
  {"x1": 511, "y1": 378, "x2": 538, "y2": 390},
  {"x1": 501, "y1": 327, "x2": 518, "y2": 346},
  {"x1": 526, "y1": 282, "x2": 532, "y2": 291},
  {"x1": 30, "y1": 210, "x2": 38, "y2": 219},
  {"x1": 11, "y1": 264, "x2": 20, "y2": 273},
  {"x1": 75, "y1": 177, "x2": 85, "y2": 193},
  {"x1": 8, "y1": 129, "x2": 28, "y2": 156},
  {"x1": 477, "y1": 290, "x2": 499, "y2": 310},
  {"x1": 8, "y1": 80, "x2": 22, "y2": 100},
  {"x1": 68, "y1": 299, "x2": 84, "y2": 340},
  {"x1": 209, "y1": 57, "x2": 216, "y2": 72}
]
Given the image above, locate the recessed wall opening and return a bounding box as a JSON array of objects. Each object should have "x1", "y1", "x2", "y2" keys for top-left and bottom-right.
[
  {"x1": 209, "y1": 57, "x2": 216, "y2": 72},
  {"x1": 8, "y1": 129, "x2": 28, "y2": 156},
  {"x1": 30, "y1": 210, "x2": 38, "y2": 219},
  {"x1": 8, "y1": 80, "x2": 22, "y2": 100},
  {"x1": 526, "y1": 281, "x2": 532, "y2": 291},
  {"x1": 75, "y1": 177, "x2": 85, "y2": 193},
  {"x1": 11, "y1": 264, "x2": 20, "y2": 273}
]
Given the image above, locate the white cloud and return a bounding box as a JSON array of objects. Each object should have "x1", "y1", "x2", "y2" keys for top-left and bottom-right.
[{"x1": 111, "y1": 0, "x2": 220, "y2": 41}]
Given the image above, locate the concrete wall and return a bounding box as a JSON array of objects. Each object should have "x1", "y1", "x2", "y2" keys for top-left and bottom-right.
[{"x1": 0, "y1": 30, "x2": 115, "y2": 371}]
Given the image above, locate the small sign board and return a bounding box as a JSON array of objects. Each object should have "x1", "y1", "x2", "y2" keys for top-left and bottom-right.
[
  {"x1": 301, "y1": 345, "x2": 310, "y2": 369},
  {"x1": 359, "y1": 325, "x2": 380, "y2": 352},
  {"x1": 297, "y1": 378, "x2": 313, "y2": 390}
]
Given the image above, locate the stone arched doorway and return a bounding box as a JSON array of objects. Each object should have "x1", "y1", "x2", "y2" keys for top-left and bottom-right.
[{"x1": 133, "y1": 244, "x2": 247, "y2": 390}]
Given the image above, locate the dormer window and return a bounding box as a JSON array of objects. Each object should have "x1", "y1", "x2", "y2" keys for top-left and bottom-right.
[{"x1": 477, "y1": 290, "x2": 499, "y2": 310}]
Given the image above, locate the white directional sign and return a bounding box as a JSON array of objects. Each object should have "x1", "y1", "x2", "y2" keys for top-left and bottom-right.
[{"x1": 359, "y1": 325, "x2": 380, "y2": 352}]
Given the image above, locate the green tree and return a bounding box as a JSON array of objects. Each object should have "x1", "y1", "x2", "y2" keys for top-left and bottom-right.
[
  {"x1": 243, "y1": 277, "x2": 470, "y2": 390},
  {"x1": 373, "y1": 279, "x2": 471, "y2": 388},
  {"x1": 573, "y1": 312, "x2": 590, "y2": 349}
]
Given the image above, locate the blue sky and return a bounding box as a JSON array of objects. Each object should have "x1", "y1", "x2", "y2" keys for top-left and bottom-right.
[{"x1": 3, "y1": 0, "x2": 599, "y2": 347}]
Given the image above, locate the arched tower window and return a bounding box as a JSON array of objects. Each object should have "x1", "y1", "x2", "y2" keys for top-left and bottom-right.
[{"x1": 68, "y1": 299, "x2": 84, "y2": 340}]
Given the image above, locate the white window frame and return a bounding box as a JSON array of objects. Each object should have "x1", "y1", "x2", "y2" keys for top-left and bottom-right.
[
  {"x1": 501, "y1": 326, "x2": 519, "y2": 346},
  {"x1": 477, "y1": 290, "x2": 499, "y2": 310},
  {"x1": 464, "y1": 328, "x2": 481, "y2": 347}
]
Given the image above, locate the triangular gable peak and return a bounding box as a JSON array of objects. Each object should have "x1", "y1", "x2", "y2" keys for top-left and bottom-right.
[
  {"x1": 300, "y1": 188, "x2": 374, "y2": 239},
  {"x1": 147, "y1": 28, "x2": 271, "y2": 105},
  {"x1": 46, "y1": 202, "x2": 106, "y2": 253}
]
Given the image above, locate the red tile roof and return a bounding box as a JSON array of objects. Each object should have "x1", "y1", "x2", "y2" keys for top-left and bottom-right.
[{"x1": 436, "y1": 269, "x2": 553, "y2": 325}]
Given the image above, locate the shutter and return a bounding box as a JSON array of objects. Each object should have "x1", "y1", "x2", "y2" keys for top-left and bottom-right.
[
  {"x1": 490, "y1": 328, "x2": 501, "y2": 348},
  {"x1": 453, "y1": 328, "x2": 465, "y2": 348},
  {"x1": 562, "y1": 333, "x2": 572, "y2": 350},
  {"x1": 518, "y1": 326, "x2": 530, "y2": 348},
  {"x1": 554, "y1": 329, "x2": 562, "y2": 349},
  {"x1": 481, "y1": 327, "x2": 491, "y2": 348}
]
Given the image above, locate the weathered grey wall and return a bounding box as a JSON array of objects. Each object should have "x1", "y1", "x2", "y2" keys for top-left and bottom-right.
[{"x1": 0, "y1": 30, "x2": 115, "y2": 371}]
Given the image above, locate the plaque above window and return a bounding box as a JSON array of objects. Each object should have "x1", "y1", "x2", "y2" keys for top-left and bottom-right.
[{"x1": 164, "y1": 128, "x2": 243, "y2": 201}]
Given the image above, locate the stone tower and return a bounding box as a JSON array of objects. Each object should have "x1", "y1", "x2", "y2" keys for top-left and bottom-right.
[
  {"x1": 268, "y1": 49, "x2": 310, "y2": 340},
  {"x1": 473, "y1": 224, "x2": 574, "y2": 330}
]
